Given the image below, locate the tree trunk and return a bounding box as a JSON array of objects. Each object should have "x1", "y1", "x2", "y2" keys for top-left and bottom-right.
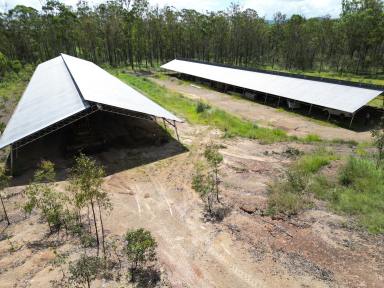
[
  {"x1": 0, "y1": 193, "x2": 10, "y2": 225},
  {"x1": 90, "y1": 200, "x2": 100, "y2": 256},
  {"x1": 87, "y1": 206, "x2": 91, "y2": 233},
  {"x1": 215, "y1": 168, "x2": 220, "y2": 203},
  {"x1": 97, "y1": 200, "x2": 106, "y2": 258}
]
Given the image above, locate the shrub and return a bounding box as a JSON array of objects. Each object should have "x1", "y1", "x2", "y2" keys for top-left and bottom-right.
[
  {"x1": 124, "y1": 228, "x2": 157, "y2": 281},
  {"x1": 196, "y1": 101, "x2": 210, "y2": 113},
  {"x1": 69, "y1": 255, "x2": 102, "y2": 288}
]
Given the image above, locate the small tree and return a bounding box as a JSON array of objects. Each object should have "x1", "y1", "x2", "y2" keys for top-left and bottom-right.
[
  {"x1": 23, "y1": 161, "x2": 65, "y2": 234},
  {"x1": 70, "y1": 154, "x2": 107, "y2": 256},
  {"x1": 0, "y1": 166, "x2": 11, "y2": 225},
  {"x1": 192, "y1": 163, "x2": 215, "y2": 214},
  {"x1": 69, "y1": 255, "x2": 101, "y2": 288},
  {"x1": 204, "y1": 144, "x2": 223, "y2": 202},
  {"x1": 371, "y1": 122, "x2": 384, "y2": 168},
  {"x1": 124, "y1": 228, "x2": 157, "y2": 281}
]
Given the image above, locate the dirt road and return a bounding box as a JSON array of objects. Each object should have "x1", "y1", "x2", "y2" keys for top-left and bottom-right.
[{"x1": 152, "y1": 77, "x2": 371, "y2": 142}]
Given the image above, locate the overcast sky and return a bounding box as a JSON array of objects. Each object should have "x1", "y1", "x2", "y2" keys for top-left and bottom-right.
[{"x1": 0, "y1": 0, "x2": 342, "y2": 18}]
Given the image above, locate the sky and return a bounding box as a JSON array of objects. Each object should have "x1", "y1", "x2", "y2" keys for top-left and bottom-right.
[{"x1": 0, "y1": 0, "x2": 342, "y2": 19}]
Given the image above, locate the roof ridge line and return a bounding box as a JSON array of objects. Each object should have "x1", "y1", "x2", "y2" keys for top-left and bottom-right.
[{"x1": 60, "y1": 53, "x2": 89, "y2": 105}]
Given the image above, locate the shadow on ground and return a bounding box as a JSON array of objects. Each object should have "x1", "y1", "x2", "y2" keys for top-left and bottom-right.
[{"x1": 9, "y1": 111, "x2": 187, "y2": 186}]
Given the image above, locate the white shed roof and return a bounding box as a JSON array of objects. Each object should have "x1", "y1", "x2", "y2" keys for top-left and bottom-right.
[
  {"x1": 161, "y1": 60, "x2": 383, "y2": 114},
  {"x1": 0, "y1": 55, "x2": 180, "y2": 149},
  {"x1": 61, "y1": 54, "x2": 179, "y2": 122}
]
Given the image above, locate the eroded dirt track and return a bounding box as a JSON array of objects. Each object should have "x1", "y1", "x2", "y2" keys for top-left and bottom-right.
[{"x1": 0, "y1": 122, "x2": 383, "y2": 287}]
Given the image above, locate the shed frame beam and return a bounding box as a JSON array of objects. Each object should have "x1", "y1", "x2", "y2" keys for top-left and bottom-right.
[{"x1": 13, "y1": 105, "x2": 99, "y2": 150}]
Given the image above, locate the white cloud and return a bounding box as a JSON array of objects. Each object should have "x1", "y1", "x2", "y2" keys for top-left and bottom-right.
[
  {"x1": 242, "y1": 0, "x2": 342, "y2": 18},
  {"x1": 1, "y1": 0, "x2": 342, "y2": 18}
]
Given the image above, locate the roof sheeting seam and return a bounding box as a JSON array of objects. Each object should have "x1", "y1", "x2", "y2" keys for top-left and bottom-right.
[{"x1": 161, "y1": 59, "x2": 383, "y2": 114}]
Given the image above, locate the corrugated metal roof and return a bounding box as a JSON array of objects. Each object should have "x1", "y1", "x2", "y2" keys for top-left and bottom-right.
[
  {"x1": 161, "y1": 59, "x2": 383, "y2": 114},
  {"x1": 61, "y1": 54, "x2": 180, "y2": 122},
  {"x1": 0, "y1": 55, "x2": 180, "y2": 149},
  {"x1": 0, "y1": 56, "x2": 89, "y2": 149}
]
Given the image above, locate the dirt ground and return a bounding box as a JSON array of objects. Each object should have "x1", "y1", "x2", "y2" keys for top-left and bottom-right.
[
  {"x1": 0, "y1": 118, "x2": 383, "y2": 288},
  {"x1": 152, "y1": 77, "x2": 373, "y2": 142}
]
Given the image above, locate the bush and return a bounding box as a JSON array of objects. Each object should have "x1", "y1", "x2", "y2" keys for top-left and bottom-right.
[
  {"x1": 196, "y1": 101, "x2": 210, "y2": 113},
  {"x1": 69, "y1": 255, "x2": 102, "y2": 288},
  {"x1": 124, "y1": 228, "x2": 157, "y2": 281}
]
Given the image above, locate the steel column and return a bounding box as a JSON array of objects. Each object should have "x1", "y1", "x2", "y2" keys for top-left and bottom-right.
[{"x1": 349, "y1": 113, "x2": 355, "y2": 128}]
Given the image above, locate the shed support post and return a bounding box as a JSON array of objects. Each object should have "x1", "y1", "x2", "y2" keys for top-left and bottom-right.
[
  {"x1": 349, "y1": 113, "x2": 355, "y2": 129},
  {"x1": 173, "y1": 120, "x2": 180, "y2": 142},
  {"x1": 327, "y1": 111, "x2": 331, "y2": 121},
  {"x1": 277, "y1": 97, "x2": 281, "y2": 107},
  {"x1": 308, "y1": 104, "x2": 313, "y2": 115},
  {"x1": 264, "y1": 93, "x2": 268, "y2": 104},
  {"x1": 10, "y1": 145, "x2": 13, "y2": 176}
]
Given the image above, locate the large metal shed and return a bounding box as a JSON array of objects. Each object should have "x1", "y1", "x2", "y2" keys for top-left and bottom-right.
[
  {"x1": 0, "y1": 54, "x2": 181, "y2": 172},
  {"x1": 162, "y1": 59, "x2": 383, "y2": 127}
]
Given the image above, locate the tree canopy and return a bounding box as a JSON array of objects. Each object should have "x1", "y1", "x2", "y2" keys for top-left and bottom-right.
[{"x1": 0, "y1": 0, "x2": 383, "y2": 74}]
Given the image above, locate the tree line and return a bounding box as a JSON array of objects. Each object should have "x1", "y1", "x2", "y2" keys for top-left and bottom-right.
[{"x1": 0, "y1": 0, "x2": 383, "y2": 76}]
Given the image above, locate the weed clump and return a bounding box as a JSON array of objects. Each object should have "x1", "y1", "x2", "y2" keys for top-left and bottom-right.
[{"x1": 268, "y1": 148, "x2": 336, "y2": 216}]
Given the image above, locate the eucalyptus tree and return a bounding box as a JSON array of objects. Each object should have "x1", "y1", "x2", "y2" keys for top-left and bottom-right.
[{"x1": 70, "y1": 154, "x2": 110, "y2": 257}]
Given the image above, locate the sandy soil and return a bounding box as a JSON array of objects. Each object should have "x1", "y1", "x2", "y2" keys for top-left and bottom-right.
[
  {"x1": 152, "y1": 77, "x2": 372, "y2": 142},
  {"x1": 0, "y1": 120, "x2": 382, "y2": 288}
]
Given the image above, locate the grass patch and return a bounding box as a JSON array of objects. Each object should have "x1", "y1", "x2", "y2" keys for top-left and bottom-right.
[
  {"x1": 268, "y1": 148, "x2": 336, "y2": 216},
  {"x1": 368, "y1": 95, "x2": 384, "y2": 108},
  {"x1": 311, "y1": 157, "x2": 384, "y2": 234},
  {"x1": 303, "y1": 134, "x2": 322, "y2": 143},
  {"x1": 269, "y1": 146, "x2": 384, "y2": 233},
  {"x1": 114, "y1": 72, "x2": 292, "y2": 144},
  {"x1": 295, "y1": 148, "x2": 337, "y2": 174}
]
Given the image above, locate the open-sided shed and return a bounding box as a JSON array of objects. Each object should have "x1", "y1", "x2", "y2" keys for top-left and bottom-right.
[
  {"x1": 0, "y1": 54, "x2": 181, "y2": 172},
  {"x1": 162, "y1": 59, "x2": 383, "y2": 127}
]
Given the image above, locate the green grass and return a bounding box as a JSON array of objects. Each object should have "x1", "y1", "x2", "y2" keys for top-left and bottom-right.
[
  {"x1": 368, "y1": 95, "x2": 384, "y2": 108},
  {"x1": 295, "y1": 148, "x2": 337, "y2": 174},
  {"x1": 309, "y1": 156, "x2": 384, "y2": 234},
  {"x1": 0, "y1": 70, "x2": 31, "y2": 112},
  {"x1": 269, "y1": 145, "x2": 384, "y2": 233},
  {"x1": 268, "y1": 148, "x2": 336, "y2": 216},
  {"x1": 303, "y1": 134, "x2": 322, "y2": 143},
  {"x1": 114, "y1": 72, "x2": 293, "y2": 144}
]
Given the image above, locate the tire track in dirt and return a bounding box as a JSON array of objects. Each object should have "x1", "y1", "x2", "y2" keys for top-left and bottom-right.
[{"x1": 139, "y1": 162, "x2": 268, "y2": 288}]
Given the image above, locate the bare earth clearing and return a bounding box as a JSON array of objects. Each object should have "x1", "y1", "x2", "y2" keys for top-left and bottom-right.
[
  {"x1": 0, "y1": 118, "x2": 383, "y2": 287},
  {"x1": 152, "y1": 77, "x2": 372, "y2": 142}
]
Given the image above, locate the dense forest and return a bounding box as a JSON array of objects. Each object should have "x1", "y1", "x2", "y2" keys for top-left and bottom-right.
[{"x1": 0, "y1": 0, "x2": 383, "y2": 76}]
